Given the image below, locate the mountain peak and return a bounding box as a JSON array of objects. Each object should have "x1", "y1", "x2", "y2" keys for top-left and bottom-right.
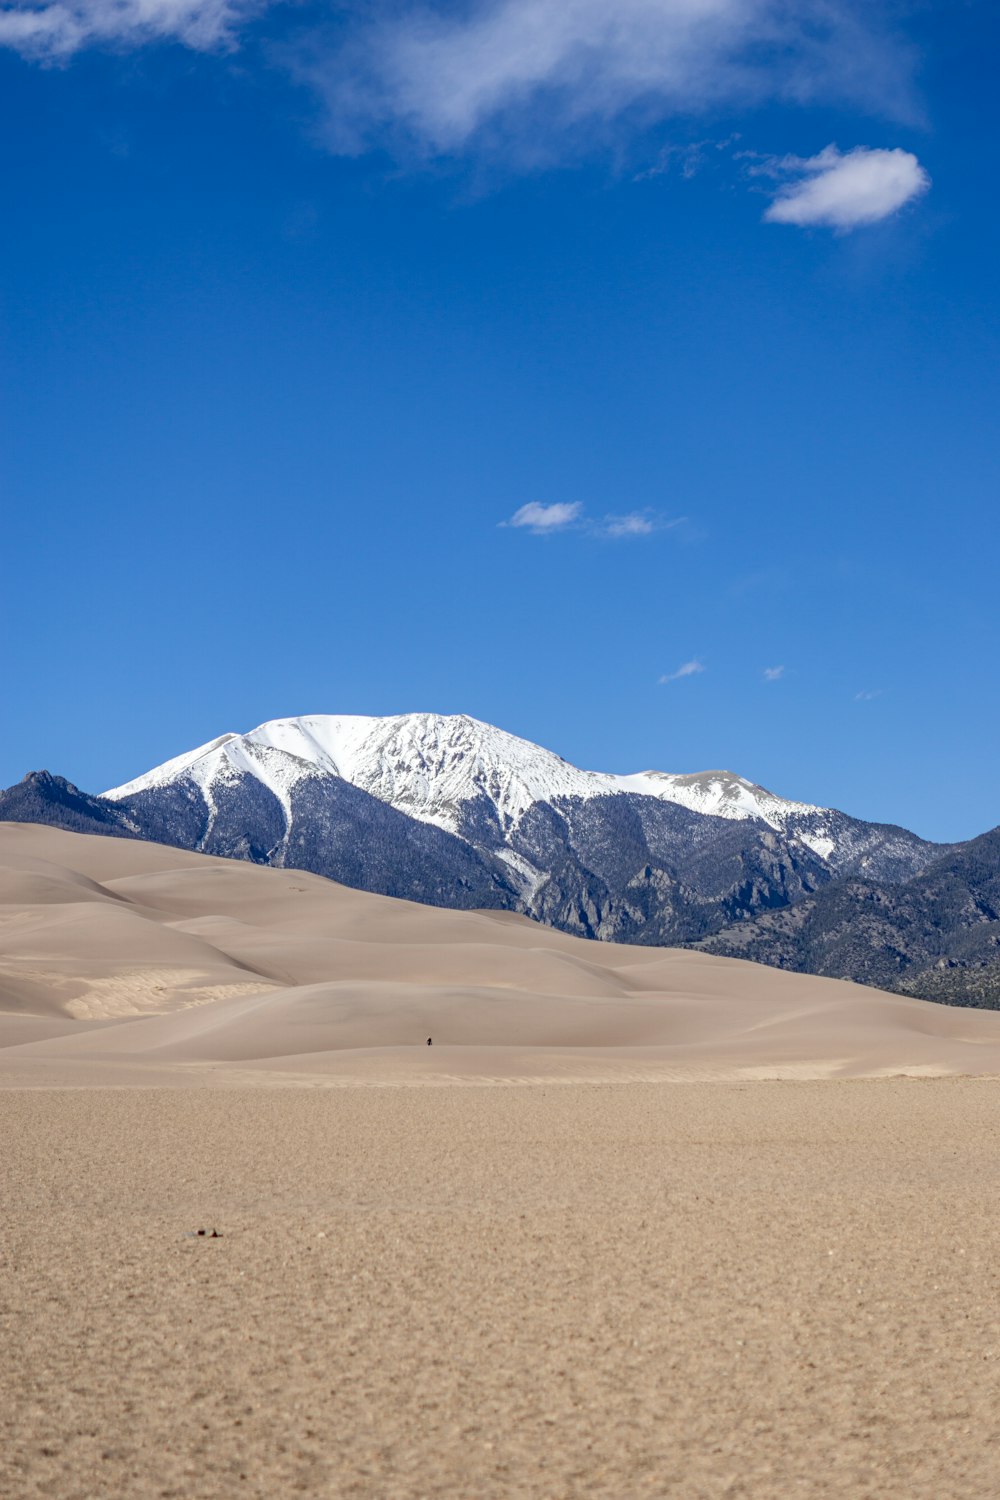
[
  {"x1": 21, "y1": 770, "x2": 80, "y2": 793},
  {"x1": 104, "y1": 710, "x2": 825, "y2": 839}
]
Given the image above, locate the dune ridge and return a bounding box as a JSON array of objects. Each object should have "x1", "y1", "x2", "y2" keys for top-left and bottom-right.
[{"x1": 2, "y1": 821, "x2": 1000, "y2": 1087}]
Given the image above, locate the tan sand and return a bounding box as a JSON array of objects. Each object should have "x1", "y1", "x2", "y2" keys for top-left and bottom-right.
[
  {"x1": 4, "y1": 826, "x2": 1000, "y2": 1495},
  {"x1": 3, "y1": 1081, "x2": 1000, "y2": 1499},
  {"x1": 3, "y1": 822, "x2": 1000, "y2": 1085}
]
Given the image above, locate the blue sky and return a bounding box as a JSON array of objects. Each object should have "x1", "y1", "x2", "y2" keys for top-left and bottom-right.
[{"x1": 0, "y1": 1, "x2": 997, "y2": 841}]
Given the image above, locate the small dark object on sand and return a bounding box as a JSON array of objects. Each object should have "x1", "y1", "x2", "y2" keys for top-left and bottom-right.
[
  {"x1": 427, "y1": 1037, "x2": 432, "y2": 1046},
  {"x1": 184, "y1": 1228, "x2": 223, "y2": 1239}
]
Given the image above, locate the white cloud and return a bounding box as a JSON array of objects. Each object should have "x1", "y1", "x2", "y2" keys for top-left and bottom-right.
[
  {"x1": 659, "y1": 659, "x2": 704, "y2": 684},
  {"x1": 502, "y1": 500, "x2": 582, "y2": 534},
  {"x1": 0, "y1": 2, "x2": 922, "y2": 212},
  {"x1": 855, "y1": 688, "x2": 883, "y2": 701},
  {"x1": 301, "y1": 1, "x2": 917, "y2": 162},
  {"x1": 763, "y1": 664, "x2": 785, "y2": 681},
  {"x1": 764, "y1": 145, "x2": 929, "y2": 230},
  {"x1": 503, "y1": 503, "x2": 679, "y2": 538},
  {"x1": 0, "y1": 0, "x2": 251, "y2": 56}
]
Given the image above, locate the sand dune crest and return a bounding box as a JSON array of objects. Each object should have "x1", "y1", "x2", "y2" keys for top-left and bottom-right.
[{"x1": 2, "y1": 822, "x2": 999, "y2": 1085}]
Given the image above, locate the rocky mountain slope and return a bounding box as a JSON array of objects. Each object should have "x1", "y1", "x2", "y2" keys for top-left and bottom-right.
[
  {"x1": 0, "y1": 771, "x2": 141, "y2": 840},
  {"x1": 0, "y1": 770, "x2": 522, "y2": 912},
  {"x1": 697, "y1": 827, "x2": 1000, "y2": 1007}
]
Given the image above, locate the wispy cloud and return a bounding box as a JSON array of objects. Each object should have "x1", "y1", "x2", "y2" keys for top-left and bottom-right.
[
  {"x1": 0, "y1": 0, "x2": 924, "y2": 244},
  {"x1": 502, "y1": 501, "x2": 582, "y2": 534},
  {"x1": 763, "y1": 665, "x2": 785, "y2": 681},
  {"x1": 855, "y1": 688, "x2": 883, "y2": 701},
  {"x1": 762, "y1": 145, "x2": 930, "y2": 231},
  {"x1": 598, "y1": 510, "x2": 683, "y2": 539},
  {"x1": 659, "y1": 659, "x2": 705, "y2": 685},
  {"x1": 502, "y1": 504, "x2": 681, "y2": 539},
  {"x1": 0, "y1": 0, "x2": 250, "y2": 56},
  {"x1": 635, "y1": 135, "x2": 742, "y2": 183},
  {"x1": 603, "y1": 512, "x2": 656, "y2": 538},
  {"x1": 294, "y1": 1, "x2": 918, "y2": 165},
  {"x1": 0, "y1": 1, "x2": 928, "y2": 251}
]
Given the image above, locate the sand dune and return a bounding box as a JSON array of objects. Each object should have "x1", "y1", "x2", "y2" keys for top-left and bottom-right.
[
  {"x1": 6, "y1": 824, "x2": 1000, "y2": 1499},
  {"x1": 2, "y1": 820, "x2": 999, "y2": 1084}
]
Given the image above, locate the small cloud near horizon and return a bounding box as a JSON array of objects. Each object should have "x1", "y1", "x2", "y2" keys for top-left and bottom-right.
[
  {"x1": 659, "y1": 660, "x2": 705, "y2": 685},
  {"x1": 763, "y1": 665, "x2": 785, "y2": 681},
  {"x1": 855, "y1": 689, "x2": 883, "y2": 701},
  {"x1": 761, "y1": 145, "x2": 929, "y2": 231}
]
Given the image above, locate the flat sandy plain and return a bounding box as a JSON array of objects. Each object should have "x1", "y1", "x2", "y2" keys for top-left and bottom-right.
[{"x1": 3, "y1": 824, "x2": 1000, "y2": 1497}]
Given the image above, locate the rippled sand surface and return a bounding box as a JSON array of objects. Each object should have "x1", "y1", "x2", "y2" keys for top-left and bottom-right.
[{"x1": 4, "y1": 1081, "x2": 1000, "y2": 1500}]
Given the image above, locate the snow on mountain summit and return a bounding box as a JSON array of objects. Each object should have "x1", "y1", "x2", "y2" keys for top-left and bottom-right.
[{"x1": 104, "y1": 711, "x2": 823, "y2": 837}]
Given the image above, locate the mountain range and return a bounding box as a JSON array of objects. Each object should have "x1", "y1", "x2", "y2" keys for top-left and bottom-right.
[{"x1": 2, "y1": 712, "x2": 997, "y2": 1007}]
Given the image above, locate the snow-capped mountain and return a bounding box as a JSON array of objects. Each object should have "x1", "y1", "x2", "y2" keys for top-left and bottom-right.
[
  {"x1": 105, "y1": 711, "x2": 813, "y2": 839},
  {"x1": 1, "y1": 710, "x2": 950, "y2": 961},
  {"x1": 3, "y1": 744, "x2": 991, "y2": 1007},
  {"x1": 104, "y1": 711, "x2": 934, "y2": 884}
]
